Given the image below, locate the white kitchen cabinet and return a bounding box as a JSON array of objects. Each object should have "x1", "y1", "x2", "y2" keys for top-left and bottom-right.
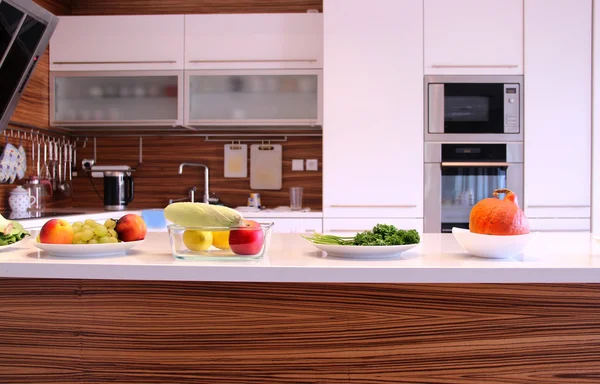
[
  {"x1": 424, "y1": 0, "x2": 523, "y2": 75},
  {"x1": 529, "y1": 219, "x2": 590, "y2": 233},
  {"x1": 50, "y1": 71, "x2": 184, "y2": 127},
  {"x1": 524, "y1": 0, "x2": 592, "y2": 222},
  {"x1": 323, "y1": 0, "x2": 423, "y2": 219},
  {"x1": 185, "y1": 70, "x2": 322, "y2": 126},
  {"x1": 593, "y1": 0, "x2": 600, "y2": 235},
  {"x1": 264, "y1": 218, "x2": 322, "y2": 234},
  {"x1": 323, "y1": 219, "x2": 423, "y2": 235},
  {"x1": 185, "y1": 14, "x2": 323, "y2": 70},
  {"x1": 50, "y1": 15, "x2": 185, "y2": 71}
]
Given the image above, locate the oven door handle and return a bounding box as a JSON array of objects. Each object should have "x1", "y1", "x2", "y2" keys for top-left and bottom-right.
[{"x1": 441, "y1": 162, "x2": 511, "y2": 167}]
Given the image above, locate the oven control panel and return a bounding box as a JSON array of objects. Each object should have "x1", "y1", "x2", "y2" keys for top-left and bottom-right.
[{"x1": 504, "y1": 84, "x2": 520, "y2": 133}]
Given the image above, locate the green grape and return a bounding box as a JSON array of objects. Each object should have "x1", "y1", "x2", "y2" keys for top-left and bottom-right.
[
  {"x1": 72, "y1": 223, "x2": 83, "y2": 232},
  {"x1": 82, "y1": 224, "x2": 91, "y2": 230},
  {"x1": 72, "y1": 221, "x2": 84, "y2": 227},
  {"x1": 98, "y1": 236, "x2": 111, "y2": 244},
  {"x1": 108, "y1": 229, "x2": 118, "y2": 238},
  {"x1": 106, "y1": 237, "x2": 118, "y2": 243},
  {"x1": 104, "y1": 219, "x2": 117, "y2": 229},
  {"x1": 88, "y1": 238, "x2": 98, "y2": 244},
  {"x1": 94, "y1": 226, "x2": 108, "y2": 237},
  {"x1": 81, "y1": 229, "x2": 94, "y2": 242},
  {"x1": 73, "y1": 232, "x2": 83, "y2": 242},
  {"x1": 74, "y1": 240, "x2": 85, "y2": 244},
  {"x1": 84, "y1": 219, "x2": 97, "y2": 227}
]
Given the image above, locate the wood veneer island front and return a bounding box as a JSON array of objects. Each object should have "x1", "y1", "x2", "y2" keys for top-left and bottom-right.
[{"x1": 1, "y1": 233, "x2": 600, "y2": 383}]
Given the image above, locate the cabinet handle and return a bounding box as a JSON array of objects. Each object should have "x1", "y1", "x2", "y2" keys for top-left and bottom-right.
[
  {"x1": 431, "y1": 64, "x2": 519, "y2": 69},
  {"x1": 441, "y1": 162, "x2": 510, "y2": 167},
  {"x1": 329, "y1": 204, "x2": 417, "y2": 208},
  {"x1": 527, "y1": 205, "x2": 590, "y2": 208},
  {"x1": 188, "y1": 59, "x2": 318, "y2": 64},
  {"x1": 53, "y1": 60, "x2": 177, "y2": 65},
  {"x1": 534, "y1": 229, "x2": 588, "y2": 233}
]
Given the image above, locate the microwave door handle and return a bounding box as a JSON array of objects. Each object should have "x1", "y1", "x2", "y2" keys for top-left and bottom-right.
[
  {"x1": 441, "y1": 162, "x2": 511, "y2": 167},
  {"x1": 428, "y1": 84, "x2": 444, "y2": 134}
]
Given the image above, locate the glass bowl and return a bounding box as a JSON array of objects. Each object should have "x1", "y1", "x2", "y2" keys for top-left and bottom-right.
[{"x1": 167, "y1": 222, "x2": 273, "y2": 261}]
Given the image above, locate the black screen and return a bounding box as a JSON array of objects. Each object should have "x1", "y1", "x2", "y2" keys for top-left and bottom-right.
[
  {"x1": 0, "y1": 2, "x2": 23, "y2": 59},
  {"x1": 0, "y1": 13, "x2": 46, "y2": 118}
]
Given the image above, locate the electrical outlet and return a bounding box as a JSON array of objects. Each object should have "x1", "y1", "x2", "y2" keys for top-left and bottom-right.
[
  {"x1": 292, "y1": 159, "x2": 304, "y2": 171},
  {"x1": 82, "y1": 159, "x2": 95, "y2": 170},
  {"x1": 306, "y1": 159, "x2": 318, "y2": 171}
]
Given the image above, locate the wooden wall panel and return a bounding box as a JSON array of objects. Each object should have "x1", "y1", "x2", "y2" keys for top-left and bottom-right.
[
  {"x1": 71, "y1": 0, "x2": 322, "y2": 15},
  {"x1": 71, "y1": 134, "x2": 322, "y2": 210},
  {"x1": 1, "y1": 280, "x2": 600, "y2": 383}
]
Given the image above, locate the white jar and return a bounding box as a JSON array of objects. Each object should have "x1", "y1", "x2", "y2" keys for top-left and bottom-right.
[{"x1": 9, "y1": 186, "x2": 36, "y2": 212}]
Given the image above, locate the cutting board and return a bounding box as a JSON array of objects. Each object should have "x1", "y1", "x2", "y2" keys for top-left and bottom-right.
[
  {"x1": 250, "y1": 144, "x2": 282, "y2": 190},
  {"x1": 224, "y1": 144, "x2": 248, "y2": 178}
]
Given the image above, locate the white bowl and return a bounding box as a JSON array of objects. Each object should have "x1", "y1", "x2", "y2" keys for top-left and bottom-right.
[{"x1": 452, "y1": 227, "x2": 537, "y2": 259}]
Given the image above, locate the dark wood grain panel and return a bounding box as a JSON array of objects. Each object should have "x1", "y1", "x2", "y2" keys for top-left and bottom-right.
[
  {"x1": 1, "y1": 280, "x2": 600, "y2": 383},
  {"x1": 71, "y1": 134, "x2": 322, "y2": 210},
  {"x1": 71, "y1": 0, "x2": 322, "y2": 15}
]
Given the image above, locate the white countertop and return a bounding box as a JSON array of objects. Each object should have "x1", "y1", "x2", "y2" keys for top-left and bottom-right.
[{"x1": 1, "y1": 232, "x2": 600, "y2": 283}]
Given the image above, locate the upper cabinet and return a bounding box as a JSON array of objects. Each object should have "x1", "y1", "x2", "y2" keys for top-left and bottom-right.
[
  {"x1": 50, "y1": 15, "x2": 185, "y2": 71},
  {"x1": 424, "y1": 0, "x2": 523, "y2": 75},
  {"x1": 523, "y1": 0, "x2": 592, "y2": 227},
  {"x1": 184, "y1": 14, "x2": 323, "y2": 70}
]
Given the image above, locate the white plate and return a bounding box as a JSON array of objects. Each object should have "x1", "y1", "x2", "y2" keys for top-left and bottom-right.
[
  {"x1": 33, "y1": 240, "x2": 144, "y2": 257},
  {"x1": 307, "y1": 242, "x2": 419, "y2": 259},
  {"x1": 452, "y1": 227, "x2": 537, "y2": 259},
  {"x1": 0, "y1": 239, "x2": 26, "y2": 251}
]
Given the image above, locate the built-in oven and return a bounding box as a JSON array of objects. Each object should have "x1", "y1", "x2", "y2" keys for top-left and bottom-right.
[
  {"x1": 425, "y1": 75, "x2": 523, "y2": 142},
  {"x1": 424, "y1": 142, "x2": 524, "y2": 233}
]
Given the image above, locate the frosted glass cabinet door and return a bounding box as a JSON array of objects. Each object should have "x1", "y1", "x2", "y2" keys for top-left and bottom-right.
[
  {"x1": 51, "y1": 71, "x2": 184, "y2": 126},
  {"x1": 185, "y1": 70, "x2": 322, "y2": 126}
]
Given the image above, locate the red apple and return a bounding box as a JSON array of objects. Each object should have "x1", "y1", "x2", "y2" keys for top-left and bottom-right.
[
  {"x1": 115, "y1": 214, "x2": 147, "y2": 242},
  {"x1": 229, "y1": 220, "x2": 264, "y2": 255},
  {"x1": 39, "y1": 219, "x2": 74, "y2": 244}
]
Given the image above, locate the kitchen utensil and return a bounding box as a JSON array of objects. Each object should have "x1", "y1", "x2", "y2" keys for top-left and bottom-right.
[
  {"x1": 16, "y1": 138, "x2": 25, "y2": 180},
  {"x1": 289, "y1": 187, "x2": 304, "y2": 210},
  {"x1": 8, "y1": 186, "x2": 36, "y2": 212},
  {"x1": 250, "y1": 144, "x2": 282, "y2": 190},
  {"x1": 58, "y1": 142, "x2": 71, "y2": 195},
  {"x1": 305, "y1": 242, "x2": 419, "y2": 260},
  {"x1": 33, "y1": 240, "x2": 145, "y2": 258},
  {"x1": 224, "y1": 143, "x2": 248, "y2": 178},
  {"x1": 104, "y1": 170, "x2": 134, "y2": 211},
  {"x1": 23, "y1": 176, "x2": 52, "y2": 210}
]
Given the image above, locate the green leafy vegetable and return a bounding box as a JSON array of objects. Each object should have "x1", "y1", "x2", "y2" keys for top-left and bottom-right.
[
  {"x1": 0, "y1": 220, "x2": 28, "y2": 246},
  {"x1": 303, "y1": 224, "x2": 420, "y2": 246}
]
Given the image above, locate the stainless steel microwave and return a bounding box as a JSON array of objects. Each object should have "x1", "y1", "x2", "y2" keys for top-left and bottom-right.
[{"x1": 424, "y1": 75, "x2": 524, "y2": 142}]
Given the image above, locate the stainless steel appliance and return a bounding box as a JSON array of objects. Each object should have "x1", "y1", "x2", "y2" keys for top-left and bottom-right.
[
  {"x1": 424, "y1": 142, "x2": 524, "y2": 233},
  {"x1": 425, "y1": 75, "x2": 523, "y2": 142},
  {"x1": 0, "y1": 0, "x2": 58, "y2": 131},
  {"x1": 103, "y1": 171, "x2": 134, "y2": 211}
]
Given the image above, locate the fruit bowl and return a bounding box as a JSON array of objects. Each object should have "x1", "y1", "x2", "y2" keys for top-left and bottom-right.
[
  {"x1": 167, "y1": 222, "x2": 273, "y2": 260},
  {"x1": 452, "y1": 227, "x2": 537, "y2": 259}
]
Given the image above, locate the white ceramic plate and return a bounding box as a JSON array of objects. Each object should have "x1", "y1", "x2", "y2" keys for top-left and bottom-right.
[
  {"x1": 307, "y1": 242, "x2": 419, "y2": 259},
  {"x1": 452, "y1": 227, "x2": 537, "y2": 259},
  {"x1": 33, "y1": 240, "x2": 144, "y2": 257},
  {"x1": 0, "y1": 239, "x2": 26, "y2": 251}
]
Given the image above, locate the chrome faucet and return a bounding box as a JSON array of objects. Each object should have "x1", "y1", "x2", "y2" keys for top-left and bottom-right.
[{"x1": 178, "y1": 163, "x2": 210, "y2": 203}]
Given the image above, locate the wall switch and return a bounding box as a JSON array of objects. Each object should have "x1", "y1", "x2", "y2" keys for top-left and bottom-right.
[
  {"x1": 306, "y1": 159, "x2": 318, "y2": 171},
  {"x1": 292, "y1": 159, "x2": 304, "y2": 171}
]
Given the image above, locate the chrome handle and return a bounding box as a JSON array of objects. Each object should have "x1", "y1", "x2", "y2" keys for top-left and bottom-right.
[
  {"x1": 188, "y1": 59, "x2": 318, "y2": 64},
  {"x1": 329, "y1": 204, "x2": 418, "y2": 208},
  {"x1": 431, "y1": 64, "x2": 519, "y2": 69},
  {"x1": 527, "y1": 205, "x2": 590, "y2": 208},
  {"x1": 441, "y1": 162, "x2": 510, "y2": 167},
  {"x1": 53, "y1": 60, "x2": 177, "y2": 65}
]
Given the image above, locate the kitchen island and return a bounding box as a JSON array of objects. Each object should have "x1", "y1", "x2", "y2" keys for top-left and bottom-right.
[{"x1": 1, "y1": 232, "x2": 600, "y2": 383}]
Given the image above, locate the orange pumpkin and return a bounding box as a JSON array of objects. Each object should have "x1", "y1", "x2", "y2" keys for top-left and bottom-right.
[{"x1": 469, "y1": 188, "x2": 530, "y2": 236}]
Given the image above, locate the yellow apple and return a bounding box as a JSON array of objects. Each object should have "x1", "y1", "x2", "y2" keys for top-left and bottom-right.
[
  {"x1": 182, "y1": 230, "x2": 213, "y2": 251},
  {"x1": 211, "y1": 230, "x2": 230, "y2": 250}
]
